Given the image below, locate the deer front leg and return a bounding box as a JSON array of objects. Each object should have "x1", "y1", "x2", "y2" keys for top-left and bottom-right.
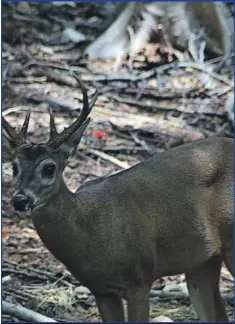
[
  {"x1": 223, "y1": 248, "x2": 234, "y2": 277},
  {"x1": 126, "y1": 286, "x2": 150, "y2": 322},
  {"x1": 95, "y1": 294, "x2": 125, "y2": 322},
  {"x1": 186, "y1": 256, "x2": 229, "y2": 322}
]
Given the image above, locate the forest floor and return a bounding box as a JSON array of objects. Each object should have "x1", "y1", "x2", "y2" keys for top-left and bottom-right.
[{"x1": 2, "y1": 2, "x2": 234, "y2": 322}]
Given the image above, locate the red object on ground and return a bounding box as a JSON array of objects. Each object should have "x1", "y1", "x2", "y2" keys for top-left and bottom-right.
[{"x1": 92, "y1": 130, "x2": 106, "y2": 138}]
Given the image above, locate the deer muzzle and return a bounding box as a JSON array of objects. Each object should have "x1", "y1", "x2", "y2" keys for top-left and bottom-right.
[{"x1": 12, "y1": 192, "x2": 35, "y2": 212}]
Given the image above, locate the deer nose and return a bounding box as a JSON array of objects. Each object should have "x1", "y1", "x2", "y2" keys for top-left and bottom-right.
[{"x1": 12, "y1": 194, "x2": 29, "y2": 212}]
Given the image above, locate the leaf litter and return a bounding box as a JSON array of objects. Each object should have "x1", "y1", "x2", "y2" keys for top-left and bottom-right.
[{"x1": 2, "y1": 2, "x2": 234, "y2": 322}]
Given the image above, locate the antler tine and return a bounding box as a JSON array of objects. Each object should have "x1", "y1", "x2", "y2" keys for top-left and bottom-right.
[
  {"x1": 48, "y1": 108, "x2": 57, "y2": 139},
  {"x1": 2, "y1": 111, "x2": 31, "y2": 146},
  {"x1": 19, "y1": 110, "x2": 31, "y2": 142},
  {"x1": 88, "y1": 89, "x2": 99, "y2": 112},
  {"x1": 2, "y1": 116, "x2": 19, "y2": 144},
  {"x1": 46, "y1": 73, "x2": 96, "y2": 149},
  {"x1": 73, "y1": 73, "x2": 90, "y2": 121}
]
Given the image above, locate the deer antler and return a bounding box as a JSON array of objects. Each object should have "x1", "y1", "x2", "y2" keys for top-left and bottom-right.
[
  {"x1": 2, "y1": 74, "x2": 98, "y2": 149},
  {"x1": 46, "y1": 74, "x2": 98, "y2": 149},
  {"x1": 19, "y1": 110, "x2": 31, "y2": 141},
  {"x1": 2, "y1": 110, "x2": 31, "y2": 146},
  {"x1": 48, "y1": 107, "x2": 58, "y2": 138}
]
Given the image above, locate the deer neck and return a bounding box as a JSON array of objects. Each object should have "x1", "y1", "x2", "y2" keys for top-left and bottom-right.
[
  {"x1": 31, "y1": 180, "x2": 77, "y2": 224},
  {"x1": 30, "y1": 179, "x2": 92, "y2": 276}
]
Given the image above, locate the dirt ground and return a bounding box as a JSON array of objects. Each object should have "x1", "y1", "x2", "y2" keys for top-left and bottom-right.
[{"x1": 2, "y1": 2, "x2": 234, "y2": 322}]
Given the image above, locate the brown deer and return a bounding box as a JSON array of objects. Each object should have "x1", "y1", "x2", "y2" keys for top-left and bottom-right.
[{"x1": 2, "y1": 74, "x2": 234, "y2": 322}]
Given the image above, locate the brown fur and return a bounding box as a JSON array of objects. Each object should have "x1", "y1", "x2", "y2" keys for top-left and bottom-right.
[
  {"x1": 4, "y1": 134, "x2": 234, "y2": 322},
  {"x1": 3, "y1": 76, "x2": 234, "y2": 322}
]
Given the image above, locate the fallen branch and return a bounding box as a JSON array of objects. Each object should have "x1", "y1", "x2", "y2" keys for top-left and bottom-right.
[
  {"x1": 102, "y1": 145, "x2": 151, "y2": 154},
  {"x1": 150, "y1": 289, "x2": 234, "y2": 302},
  {"x1": 2, "y1": 106, "x2": 44, "y2": 117},
  {"x1": 7, "y1": 76, "x2": 47, "y2": 83},
  {"x1": 83, "y1": 62, "x2": 177, "y2": 83},
  {"x1": 82, "y1": 69, "x2": 156, "y2": 83},
  {"x1": 22, "y1": 60, "x2": 87, "y2": 73},
  {"x1": 118, "y1": 87, "x2": 195, "y2": 100},
  {"x1": 39, "y1": 69, "x2": 77, "y2": 87},
  {"x1": 105, "y1": 94, "x2": 225, "y2": 116},
  {"x1": 2, "y1": 275, "x2": 12, "y2": 283},
  {"x1": 178, "y1": 62, "x2": 234, "y2": 87},
  {"x1": 2, "y1": 267, "x2": 52, "y2": 281},
  {"x1": 2, "y1": 301, "x2": 57, "y2": 322},
  {"x1": 87, "y1": 148, "x2": 130, "y2": 169},
  {"x1": 25, "y1": 94, "x2": 76, "y2": 111}
]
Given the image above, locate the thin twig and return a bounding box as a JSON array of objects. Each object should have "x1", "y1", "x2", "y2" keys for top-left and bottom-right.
[
  {"x1": 131, "y1": 133, "x2": 153, "y2": 154},
  {"x1": 102, "y1": 145, "x2": 151, "y2": 154},
  {"x1": 87, "y1": 148, "x2": 130, "y2": 169}
]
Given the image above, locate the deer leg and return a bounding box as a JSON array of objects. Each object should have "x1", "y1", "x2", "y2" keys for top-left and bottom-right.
[
  {"x1": 223, "y1": 249, "x2": 234, "y2": 277},
  {"x1": 186, "y1": 256, "x2": 228, "y2": 322},
  {"x1": 126, "y1": 287, "x2": 150, "y2": 322},
  {"x1": 95, "y1": 294, "x2": 125, "y2": 322}
]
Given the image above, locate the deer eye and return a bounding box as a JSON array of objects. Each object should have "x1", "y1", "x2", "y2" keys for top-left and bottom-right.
[
  {"x1": 12, "y1": 163, "x2": 19, "y2": 177},
  {"x1": 41, "y1": 163, "x2": 56, "y2": 178}
]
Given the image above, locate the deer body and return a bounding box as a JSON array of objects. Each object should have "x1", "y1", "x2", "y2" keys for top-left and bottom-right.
[
  {"x1": 3, "y1": 75, "x2": 234, "y2": 322},
  {"x1": 32, "y1": 137, "x2": 234, "y2": 322}
]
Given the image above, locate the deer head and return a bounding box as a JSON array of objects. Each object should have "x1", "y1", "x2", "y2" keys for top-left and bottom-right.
[{"x1": 2, "y1": 74, "x2": 98, "y2": 213}]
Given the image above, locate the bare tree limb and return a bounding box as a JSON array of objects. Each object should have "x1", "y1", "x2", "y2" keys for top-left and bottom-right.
[
  {"x1": 2, "y1": 301, "x2": 57, "y2": 322},
  {"x1": 150, "y1": 289, "x2": 234, "y2": 302},
  {"x1": 178, "y1": 62, "x2": 234, "y2": 87}
]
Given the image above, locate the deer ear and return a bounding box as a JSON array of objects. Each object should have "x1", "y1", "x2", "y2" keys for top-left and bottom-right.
[
  {"x1": 59, "y1": 118, "x2": 90, "y2": 160},
  {"x1": 2, "y1": 133, "x2": 16, "y2": 163}
]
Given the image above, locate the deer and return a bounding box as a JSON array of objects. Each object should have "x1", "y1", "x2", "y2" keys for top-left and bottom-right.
[{"x1": 2, "y1": 74, "x2": 234, "y2": 322}]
